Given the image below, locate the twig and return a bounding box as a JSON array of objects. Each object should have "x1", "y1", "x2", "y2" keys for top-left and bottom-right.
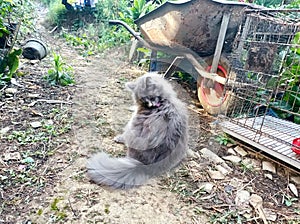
[
  {"x1": 188, "y1": 105, "x2": 205, "y2": 114},
  {"x1": 203, "y1": 204, "x2": 231, "y2": 209},
  {"x1": 8, "y1": 20, "x2": 21, "y2": 53},
  {"x1": 49, "y1": 25, "x2": 58, "y2": 34},
  {"x1": 28, "y1": 99, "x2": 73, "y2": 106},
  {"x1": 68, "y1": 197, "x2": 78, "y2": 217},
  {"x1": 0, "y1": 86, "x2": 7, "y2": 92},
  {"x1": 37, "y1": 99, "x2": 73, "y2": 104},
  {"x1": 237, "y1": 177, "x2": 257, "y2": 192}
]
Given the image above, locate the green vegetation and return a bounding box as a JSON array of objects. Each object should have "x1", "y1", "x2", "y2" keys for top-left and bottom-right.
[
  {"x1": 0, "y1": 48, "x2": 22, "y2": 86},
  {"x1": 7, "y1": 116, "x2": 72, "y2": 146},
  {"x1": 45, "y1": 52, "x2": 75, "y2": 86},
  {"x1": 42, "y1": 0, "x2": 167, "y2": 56},
  {"x1": 266, "y1": 32, "x2": 300, "y2": 124},
  {"x1": 215, "y1": 134, "x2": 235, "y2": 146},
  {"x1": 0, "y1": 0, "x2": 35, "y2": 86},
  {"x1": 46, "y1": 0, "x2": 69, "y2": 27},
  {"x1": 0, "y1": 0, "x2": 20, "y2": 86}
]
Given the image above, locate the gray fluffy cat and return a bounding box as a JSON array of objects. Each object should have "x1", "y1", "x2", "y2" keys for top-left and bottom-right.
[{"x1": 86, "y1": 73, "x2": 188, "y2": 189}]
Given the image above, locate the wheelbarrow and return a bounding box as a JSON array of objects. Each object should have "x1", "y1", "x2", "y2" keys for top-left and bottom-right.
[{"x1": 109, "y1": 0, "x2": 264, "y2": 115}]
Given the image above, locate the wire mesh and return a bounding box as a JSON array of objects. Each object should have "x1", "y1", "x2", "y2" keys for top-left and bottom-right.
[{"x1": 220, "y1": 9, "x2": 300, "y2": 170}]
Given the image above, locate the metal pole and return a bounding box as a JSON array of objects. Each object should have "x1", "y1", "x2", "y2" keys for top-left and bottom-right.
[
  {"x1": 237, "y1": 15, "x2": 251, "y2": 55},
  {"x1": 211, "y1": 11, "x2": 231, "y2": 73}
]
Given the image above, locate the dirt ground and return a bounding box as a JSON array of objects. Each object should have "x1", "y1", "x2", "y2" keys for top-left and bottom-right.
[
  {"x1": 1, "y1": 5, "x2": 300, "y2": 224},
  {"x1": 1, "y1": 8, "x2": 210, "y2": 222}
]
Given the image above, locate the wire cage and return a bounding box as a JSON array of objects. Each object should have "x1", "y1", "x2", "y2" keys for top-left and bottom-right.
[{"x1": 219, "y1": 9, "x2": 300, "y2": 170}]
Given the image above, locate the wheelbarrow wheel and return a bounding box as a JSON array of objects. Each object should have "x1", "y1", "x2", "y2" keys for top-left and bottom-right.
[{"x1": 197, "y1": 56, "x2": 235, "y2": 115}]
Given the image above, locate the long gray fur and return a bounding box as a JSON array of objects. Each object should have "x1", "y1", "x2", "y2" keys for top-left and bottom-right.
[{"x1": 86, "y1": 73, "x2": 188, "y2": 189}]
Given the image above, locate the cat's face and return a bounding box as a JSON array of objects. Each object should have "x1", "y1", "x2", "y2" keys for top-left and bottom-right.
[{"x1": 125, "y1": 73, "x2": 174, "y2": 109}]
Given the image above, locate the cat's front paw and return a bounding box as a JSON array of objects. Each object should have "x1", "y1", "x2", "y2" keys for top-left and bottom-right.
[{"x1": 114, "y1": 135, "x2": 125, "y2": 144}]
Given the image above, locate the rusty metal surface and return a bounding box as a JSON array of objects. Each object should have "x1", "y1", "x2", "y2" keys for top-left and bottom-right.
[{"x1": 135, "y1": 0, "x2": 258, "y2": 56}]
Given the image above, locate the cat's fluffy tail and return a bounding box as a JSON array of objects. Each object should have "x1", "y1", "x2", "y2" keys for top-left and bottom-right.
[{"x1": 87, "y1": 149, "x2": 185, "y2": 189}]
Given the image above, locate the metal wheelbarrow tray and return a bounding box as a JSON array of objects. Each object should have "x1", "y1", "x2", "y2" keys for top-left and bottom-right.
[
  {"x1": 110, "y1": 0, "x2": 298, "y2": 115},
  {"x1": 135, "y1": 0, "x2": 259, "y2": 57}
]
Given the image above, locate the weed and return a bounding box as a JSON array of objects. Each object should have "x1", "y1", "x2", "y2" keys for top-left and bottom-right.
[
  {"x1": 130, "y1": 0, "x2": 163, "y2": 20},
  {"x1": 37, "y1": 208, "x2": 43, "y2": 216},
  {"x1": 210, "y1": 210, "x2": 245, "y2": 224},
  {"x1": 104, "y1": 204, "x2": 110, "y2": 214},
  {"x1": 215, "y1": 134, "x2": 234, "y2": 146},
  {"x1": 50, "y1": 197, "x2": 68, "y2": 221},
  {"x1": 240, "y1": 160, "x2": 254, "y2": 173},
  {"x1": 283, "y1": 194, "x2": 298, "y2": 207},
  {"x1": 6, "y1": 116, "x2": 72, "y2": 146},
  {"x1": 45, "y1": 52, "x2": 75, "y2": 86},
  {"x1": 51, "y1": 198, "x2": 61, "y2": 211}
]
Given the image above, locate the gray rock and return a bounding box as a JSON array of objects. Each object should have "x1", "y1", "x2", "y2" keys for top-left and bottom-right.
[
  {"x1": 264, "y1": 173, "x2": 273, "y2": 180},
  {"x1": 235, "y1": 190, "x2": 250, "y2": 207},
  {"x1": 198, "y1": 182, "x2": 214, "y2": 193},
  {"x1": 30, "y1": 121, "x2": 42, "y2": 128},
  {"x1": 291, "y1": 176, "x2": 300, "y2": 185},
  {"x1": 5, "y1": 88, "x2": 18, "y2": 94},
  {"x1": 262, "y1": 161, "x2": 276, "y2": 173},
  {"x1": 4, "y1": 152, "x2": 21, "y2": 161},
  {"x1": 227, "y1": 148, "x2": 236, "y2": 155},
  {"x1": 0, "y1": 126, "x2": 10, "y2": 135},
  {"x1": 223, "y1": 155, "x2": 242, "y2": 164},
  {"x1": 288, "y1": 183, "x2": 298, "y2": 197},
  {"x1": 234, "y1": 146, "x2": 248, "y2": 157},
  {"x1": 200, "y1": 148, "x2": 232, "y2": 173},
  {"x1": 207, "y1": 170, "x2": 225, "y2": 180}
]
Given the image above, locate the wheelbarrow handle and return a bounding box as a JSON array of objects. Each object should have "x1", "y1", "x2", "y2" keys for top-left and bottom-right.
[{"x1": 108, "y1": 20, "x2": 152, "y2": 49}]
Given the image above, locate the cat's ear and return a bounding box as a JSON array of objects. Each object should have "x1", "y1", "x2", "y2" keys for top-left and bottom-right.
[{"x1": 125, "y1": 81, "x2": 136, "y2": 91}]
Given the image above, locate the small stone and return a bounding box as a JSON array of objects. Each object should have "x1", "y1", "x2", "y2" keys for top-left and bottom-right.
[
  {"x1": 291, "y1": 176, "x2": 300, "y2": 185},
  {"x1": 30, "y1": 121, "x2": 42, "y2": 128},
  {"x1": 200, "y1": 148, "x2": 224, "y2": 163},
  {"x1": 288, "y1": 183, "x2": 298, "y2": 197},
  {"x1": 200, "y1": 148, "x2": 232, "y2": 172},
  {"x1": 262, "y1": 161, "x2": 276, "y2": 173},
  {"x1": 198, "y1": 182, "x2": 214, "y2": 193},
  {"x1": 10, "y1": 78, "x2": 23, "y2": 87},
  {"x1": 249, "y1": 194, "x2": 263, "y2": 208},
  {"x1": 227, "y1": 148, "x2": 236, "y2": 155},
  {"x1": 229, "y1": 178, "x2": 244, "y2": 188},
  {"x1": 5, "y1": 88, "x2": 18, "y2": 94},
  {"x1": 242, "y1": 212, "x2": 253, "y2": 219},
  {"x1": 235, "y1": 190, "x2": 250, "y2": 207},
  {"x1": 207, "y1": 170, "x2": 225, "y2": 180},
  {"x1": 28, "y1": 93, "x2": 40, "y2": 98},
  {"x1": 45, "y1": 120, "x2": 54, "y2": 125},
  {"x1": 223, "y1": 155, "x2": 242, "y2": 164},
  {"x1": 226, "y1": 143, "x2": 235, "y2": 148},
  {"x1": 29, "y1": 59, "x2": 40, "y2": 64},
  {"x1": 0, "y1": 126, "x2": 10, "y2": 135},
  {"x1": 264, "y1": 208, "x2": 277, "y2": 221},
  {"x1": 264, "y1": 173, "x2": 273, "y2": 180},
  {"x1": 215, "y1": 165, "x2": 231, "y2": 176},
  {"x1": 234, "y1": 146, "x2": 248, "y2": 157},
  {"x1": 4, "y1": 152, "x2": 21, "y2": 161}
]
